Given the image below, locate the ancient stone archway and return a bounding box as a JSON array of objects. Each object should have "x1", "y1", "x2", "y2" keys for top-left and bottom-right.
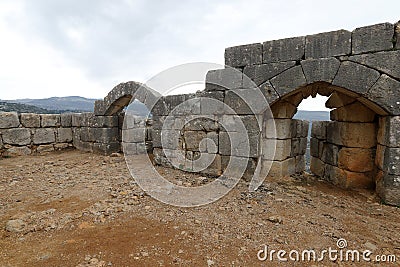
[{"x1": 222, "y1": 21, "x2": 399, "y2": 205}]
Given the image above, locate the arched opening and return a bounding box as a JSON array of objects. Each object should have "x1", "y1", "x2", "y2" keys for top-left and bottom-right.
[{"x1": 266, "y1": 82, "x2": 388, "y2": 192}]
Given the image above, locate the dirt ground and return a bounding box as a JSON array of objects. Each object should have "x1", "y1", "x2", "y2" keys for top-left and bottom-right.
[{"x1": 0, "y1": 149, "x2": 399, "y2": 267}]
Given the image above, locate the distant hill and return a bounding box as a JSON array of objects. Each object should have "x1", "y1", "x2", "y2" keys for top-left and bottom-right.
[
  {"x1": 1, "y1": 96, "x2": 150, "y2": 115},
  {"x1": 294, "y1": 110, "x2": 330, "y2": 121},
  {"x1": 4, "y1": 96, "x2": 97, "y2": 112}
]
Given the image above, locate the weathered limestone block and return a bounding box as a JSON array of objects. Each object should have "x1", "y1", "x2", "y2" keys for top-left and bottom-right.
[
  {"x1": 54, "y1": 143, "x2": 70, "y2": 150},
  {"x1": 271, "y1": 101, "x2": 297, "y2": 119},
  {"x1": 196, "y1": 153, "x2": 222, "y2": 177},
  {"x1": 4, "y1": 146, "x2": 31, "y2": 156},
  {"x1": 321, "y1": 143, "x2": 339, "y2": 166},
  {"x1": 152, "y1": 129, "x2": 161, "y2": 148},
  {"x1": 338, "y1": 169, "x2": 374, "y2": 189},
  {"x1": 92, "y1": 128, "x2": 119, "y2": 143},
  {"x1": 263, "y1": 36, "x2": 305, "y2": 63},
  {"x1": 375, "y1": 145, "x2": 385, "y2": 170},
  {"x1": 225, "y1": 43, "x2": 262, "y2": 67},
  {"x1": 0, "y1": 112, "x2": 20, "y2": 128},
  {"x1": 265, "y1": 119, "x2": 291, "y2": 139},
  {"x1": 123, "y1": 115, "x2": 146, "y2": 130},
  {"x1": 325, "y1": 92, "x2": 355, "y2": 109},
  {"x1": 270, "y1": 66, "x2": 307, "y2": 96},
  {"x1": 73, "y1": 140, "x2": 93, "y2": 153},
  {"x1": 36, "y1": 144, "x2": 55, "y2": 153},
  {"x1": 219, "y1": 131, "x2": 258, "y2": 157},
  {"x1": 376, "y1": 171, "x2": 400, "y2": 206},
  {"x1": 310, "y1": 138, "x2": 320, "y2": 158},
  {"x1": 93, "y1": 142, "x2": 121, "y2": 155},
  {"x1": 332, "y1": 61, "x2": 380, "y2": 95},
  {"x1": 291, "y1": 138, "x2": 300, "y2": 157},
  {"x1": 259, "y1": 81, "x2": 280, "y2": 104},
  {"x1": 378, "y1": 116, "x2": 400, "y2": 148},
  {"x1": 263, "y1": 157, "x2": 295, "y2": 179},
  {"x1": 310, "y1": 156, "x2": 325, "y2": 177},
  {"x1": 122, "y1": 128, "x2": 146, "y2": 143},
  {"x1": 352, "y1": 23, "x2": 394, "y2": 54},
  {"x1": 330, "y1": 102, "x2": 376, "y2": 122},
  {"x1": 382, "y1": 147, "x2": 400, "y2": 175},
  {"x1": 91, "y1": 116, "x2": 119, "y2": 128},
  {"x1": 224, "y1": 89, "x2": 269, "y2": 115},
  {"x1": 295, "y1": 156, "x2": 305, "y2": 173},
  {"x1": 206, "y1": 132, "x2": 218, "y2": 154},
  {"x1": 33, "y1": 128, "x2": 56, "y2": 144},
  {"x1": 285, "y1": 93, "x2": 303, "y2": 107},
  {"x1": 301, "y1": 57, "x2": 340, "y2": 83},
  {"x1": 184, "y1": 118, "x2": 218, "y2": 132},
  {"x1": 243, "y1": 61, "x2": 295, "y2": 85},
  {"x1": 41, "y1": 114, "x2": 60, "y2": 127},
  {"x1": 184, "y1": 131, "x2": 206, "y2": 151},
  {"x1": 262, "y1": 139, "x2": 291, "y2": 161},
  {"x1": 305, "y1": 30, "x2": 351, "y2": 58},
  {"x1": 311, "y1": 121, "x2": 327, "y2": 139},
  {"x1": 151, "y1": 98, "x2": 168, "y2": 116},
  {"x1": 20, "y1": 113, "x2": 40, "y2": 128},
  {"x1": 299, "y1": 137, "x2": 307, "y2": 155},
  {"x1": 71, "y1": 113, "x2": 82, "y2": 127},
  {"x1": 197, "y1": 91, "x2": 225, "y2": 115},
  {"x1": 60, "y1": 113, "x2": 72, "y2": 127},
  {"x1": 205, "y1": 68, "x2": 243, "y2": 91},
  {"x1": 57, "y1": 128, "x2": 73, "y2": 143},
  {"x1": 327, "y1": 122, "x2": 377, "y2": 148},
  {"x1": 79, "y1": 127, "x2": 94, "y2": 142},
  {"x1": 338, "y1": 147, "x2": 375, "y2": 172},
  {"x1": 292, "y1": 120, "x2": 309, "y2": 138},
  {"x1": 367, "y1": 75, "x2": 400, "y2": 115},
  {"x1": 349, "y1": 50, "x2": 400, "y2": 80},
  {"x1": 2, "y1": 128, "x2": 31, "y2": 145}
]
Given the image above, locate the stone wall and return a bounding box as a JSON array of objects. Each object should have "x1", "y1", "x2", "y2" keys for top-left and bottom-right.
[
  {"x1": 122, "y1": 114, "x2": 152, "y2": 155},
  {"x1": 0, "y1": 112, "x2": 73, "y2": 156}
]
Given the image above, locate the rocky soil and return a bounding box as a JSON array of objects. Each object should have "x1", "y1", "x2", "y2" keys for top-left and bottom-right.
[{"x1": 0, "y1": 149, "x2": 399, "y2": 266}]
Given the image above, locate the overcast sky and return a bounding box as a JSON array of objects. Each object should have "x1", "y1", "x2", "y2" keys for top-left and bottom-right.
[{"x1": 0, "y1": 0, "x2": 398, "y2": 110}]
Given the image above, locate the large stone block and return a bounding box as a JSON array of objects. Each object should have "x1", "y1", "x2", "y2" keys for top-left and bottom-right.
[
  {"x1": 338, "y1": 147, "x2": 375, "y2": 172},
  {"x1": 263, "y1": 157, "x2": 295, "y2": 180},
  {"x1": 311, "y1": 121, "x2": 327, "y2": 139},
  {"x1": 310, "y1": 138, "x2": 320, "y2": 158},
  {"x1": 338, "y1": 169, "x2": 374, "y2": 189},
  {"x1": 197, "y1": 91, "x2": 225, "y2": 115},
  {"x1": 321, "y1": 143, "x2": 339, "y2": 166},
  {"x1": 376, "y1": 171, "x2": 400, "y2": 206},
  {"x1": 196, "y1": 153, "x2": 222, "y2": 177},
  {"x1": 60, "y1": 113, "x2": 72, "y2": 127},
  {"x1": 36, "y1": 144, "x2": 55, "y2": 153},
  {"x1": 349, "y1": 50, "x2": 400, "y2": 80},
  {"x1": 205, "y1": 68, "x2": 243, "y2": 91},
  {"x1": 224, "y1": 89, "x2": 270, "y2": 115},
  {"x1": 122, "y1": 128, "x2": 146, "y2": 143},
  {"x1": 271, "y1": 101, "x2": 297, "y2": 119},
  {"x1": 301, "y1": 57, "x2": 340, "y2": 83},
  {"x1": 270, "y1": 66, "x2": 307, "y2": 97},
  {"x1": 2, "y1": 128, "x2": 31, "y2": 145},
  {"x1": 225, "y1": 43, "x2": 262, "y2": 67},
  {"x1": 4, "y1": 146, "x2": 31, "y2": 156},
  {"x1": 326, "y1": 121, "x2": 377, "y2": 148},
  {"x1": 295, "y1": 155, "x2": 305, "y2": 173},
  {"x1": 20, "y1": 113, "x2": 40, "y2": 128},
  {"x1": 332, "y1": 61, "x2": 380, "y2": 95},
  {"x1": 91, "y1": 116, "x2": 119, "y2": 128},
  {"x1": 263, "y1": 36, "x2": 305, "y2": 63},
  {"x1": 206, "y1": 132, "x2": 218, "y2": 154},
  {"x1": 92, "y1": 128, "x2": 119, "y2": 143},
  {"x1": 310, "y1": 156, "x2": 325, "y2": 177},
  {"x1": 259, "y1": 81, "x2": 280, "y2": 104},
  {"x1": 33, "y1": 128, "x2": 56, "y2": 144},
  {"x1": 184, "y1": 117, "x2": 218, "y2": 132},
  {"x1": 262, "y1": 139, "x2": 291, "y2": 161},
  {"x1": 378, "y1": 116, "x2": 400, "y2": 148},
  {"x1": 305, "y1": 30, "x2": 351, "y2": 58},
  {"x1": 243, "y1": 61, "x2": 295, "y2": 86},
  {"x1": 41, "y1": 114, "x2": 60, "y2": 127},
  {"x1": 351, "y1": 23, "x2": 394, "y2": 54},
  {"x1": 183, "y1": 131, "x2": 206, "y2": 151},
  {"x1": 382, "y1": 147, "x2": 400, "y2": 175},
  {"x1": 93, "y1": 142, "x2": 121, "y2": 155},
  {"x1": 57, "y1": 128, "x2": 73, "y2": 143},
  {"x1": 265, "y1": 119, "x2": 291, "y2": 139},
  {"x1": 330, "y1": 102, "x2": 376, "y2": 122},
  {"x1": 325, "y1": 92, "x2": 356, "y2": 109},
  {"x1": 0, "y1": 112, "x2": 20, "y2": 128},
  {"x1": 219, "y1": 131, "x2": 258, "y2": 157},
  {"x1": 367, "y1": 75, "x2": 400, "y2": 115}
]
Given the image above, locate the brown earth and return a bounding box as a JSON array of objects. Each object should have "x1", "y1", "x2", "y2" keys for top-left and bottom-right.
[{"x1": 0, "y1": 149, "x2": 399, "y2": 266}]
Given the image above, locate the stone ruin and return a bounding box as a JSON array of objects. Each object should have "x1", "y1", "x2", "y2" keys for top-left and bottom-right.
[{"x1": 0, "y1": 21, "x2": 399, "y2": 206}]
